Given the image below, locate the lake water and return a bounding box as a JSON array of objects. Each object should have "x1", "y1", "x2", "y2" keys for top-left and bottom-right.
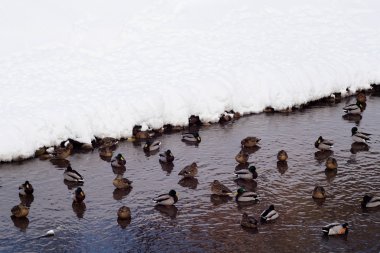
[{"x1": 1, "y1": 94, "x2": 380, "y2": 253}]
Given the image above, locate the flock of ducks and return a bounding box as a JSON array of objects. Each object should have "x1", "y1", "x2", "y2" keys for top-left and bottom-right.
[{"x1": 9, "y1": 91, "x2": 380, "y2": 238}]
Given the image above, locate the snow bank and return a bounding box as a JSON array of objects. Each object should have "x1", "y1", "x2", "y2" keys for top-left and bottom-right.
[{"x1": 1, "y1": 0, "x2": 380, "y2": 161}]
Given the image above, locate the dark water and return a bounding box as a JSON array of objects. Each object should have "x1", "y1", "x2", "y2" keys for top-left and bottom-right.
[{"x1": 1, "y1": 95, "x2": 380, "y2": 253}]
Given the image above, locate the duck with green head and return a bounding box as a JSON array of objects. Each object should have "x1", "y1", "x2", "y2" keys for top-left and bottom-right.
[
  {"x1": 361, "y1": 195, "x2": 380, "y2": 208},
  {"x1": 314, "y1": 136, "x2": 333, "y2": 151},
  {"x1": 351, "y1": 127, "x2": 371, "y2": 143},
  {"x1": 322, "y1": 223, "x2": 348, "y2": 235},
  {"x1": 343, "y1": 101, "x2": 365, "y2": 114},
  {"x1": 143, "y1": 140, "x2": 162, "y2": 152},
  {"x1": 159, "y1": 150, "x2": 174, "y2": 163},
  {"x1": 234, "y1": 166, "x2": 258, "y2": 180},
  {"x1": 181, "y1": 132, "x2": 201, "y2": 143},
  {"x1": 111, "y1": 154, "x2": 126, "y2": 168},
  {"x1": 153, "y1": 190, "x2": 178, "y2": 206},
  {"x1": 260, "y1": 205, "x2": 279, "y2": 221},
  {"x1": 72, "y1": 187, "x2": 86, "y2": 203},
  {"x1": 19, "y1": 181, "x2": 34, "y2": 196},
  {"x1": 235, "y1": 187, "x2": 259, "y2": 202}
]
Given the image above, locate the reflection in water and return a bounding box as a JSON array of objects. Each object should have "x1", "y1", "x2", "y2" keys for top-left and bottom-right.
[
  {"x1": 99, "y1": 154, "x2": 112, "y2": 162},
  {"x1": 350, "y1": 143, "x2": 369, "y2": 154},
  {"x1": 117, "y1": 217, "x2": 131, "y2": 229},
  {"x1": 63, "y1": 180, "x2": 84, "y2": 190},
  {"x1": 313, "y1": 197, "x2": 326, "y2": 206},
  {"x1": 276, "y1": 161, "x2": 288, "y2": 174},
  {"x1": 159, "y1": 162, "x2": 174, "y2": 175},
  {"x1": 241, "y1": 146, "x2": 260, "y2": 155},
  {"x1": 72, "y1": 202, "x2": 86, "y2": 219},
  {"x1": 342, "y1": 114, "x2": 362, "y2": 125},
  {"x1": 50, "y1": 158, "x2": 70, "y2": 168},
  {"x1": 112, "y1": 166, "x2": 126, "y2": 175},
  {"x1": 178, "y1": 177, "x2": 199, "y2": 189},
  {"x1": 241, "y1": 226, "x2": 259, "y2": 234},
  {"x1": 325, "y1": 169, "x2": 337, "y2": 183},
  {"x1": 19, "y1": 194, "x2": 34, "y2": 208},
  {"x1": 11, "y1": 216, "x2": 29, "y2": 231},
  {"x1": 154, "y1": 205, "x2": 178, "y2": 219},
  {"x1": 113, "y1": 188, "x2": 132, "y2": 201},
  {"x1": 235, "y1": 163, "x2": 249, "y2": 171},
  {"x1": 210, "y1": 194, "x2": 232, "y2": 206},
  {"x1": 314, "y1": 150, "x2": 333, "y2": 162},
  {"x1": 234, "y1": 179, "x2": 257, "y2": 192}
]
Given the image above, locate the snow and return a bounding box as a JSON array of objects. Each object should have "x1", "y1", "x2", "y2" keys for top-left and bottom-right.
[{"x1": 1, "y1": 0, "x2": 380, "y2": 161}]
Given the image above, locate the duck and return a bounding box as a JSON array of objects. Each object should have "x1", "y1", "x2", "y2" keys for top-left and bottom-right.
[
  {"x1": 210, "y1": 180, "x2": 233, "y2": 196},
  {"x1": 260, "y1": 205, "x2": 279, "y2": 221},
  {"x1": 219, "y1": 111, "x2": 234, "y2": 123},
  {"x1": 178, "y1": 162, "x2": 198, "y2": 178},
  {"x1": 235, "y1": 151, "x2": 249, "y2": 164},
  {"x1": 97, "y1": 137, "x2": 118, "y2": 148},
  {"x1": 314, "y1": 136, "x2": 333, "y2": 151},
  {"x1": 351, "y1": 127, "x2": 371, "y2": 143},
  {"x1": 277, "y1": 150, "x2": 288, "y2": 162},
  {"x1": 117, "y1": 206, "x2": 131, "y2": 220},
  {"x1": 19, "y1": 181, "x2": 34, "y2": 196},
  {"x1": 356, "y1": 92, "x2": 367, "y2": 103},
  {"x1": 325, "y1": 157, "x2": 338, "y2": 170},
  {"x1": 52, "y1": 142, "x2": 73, "y2": 159},
  {"x1": 11, "y1": 203, "x2": 29, "y2": 218},
  {"x1": 241, "y1": 136, "x2": 260, "y2": 148},
  {"x1": 111, "y1": 154, "x2": 126, "y2": 168},
  {"x1": 322, "y1": 223, "x2": 348, "y2": 235},
  {"x1": 235, "y1": 188, "x2": 259, "y2": 202},
  {"x1": 99, "y1": 146, "x2": 113, "y2": 158},
  {"x1": 361, "y1": 195, "x2": 380, "y2": 208},
  {"x1": 153, "y1": 190, "x2": 178, "y2": 206},
  {"x1": 113, "y1": 174, "x2": 133, "y2": 189},
  {"x1": 63, "y1": 166, "x2": 84, "y2": 182},
  {"x1": 234, "y1": 166, "x2": 258, "y2": 180},
  {"x1": 343, "y1": 101, "x2": 365, "y2": 114},
  {"x1": 240, "y1": 212, "x2": 258, "y2": 228},
  {"x1": 312, "y1": 186, "x2": 326, "y2": 199},
  {"x1": 143, "y1": 140, "x2": 161, "y2": 152},
  {"x1": 159, "y1": 150, "x2": 175, "y2": 163},
  {"x1": 72, "y1": 187, "x2": 86, "y2": 203},
  {"x1": 181, "y1": 132, "x2": 201, "y2": 143}
]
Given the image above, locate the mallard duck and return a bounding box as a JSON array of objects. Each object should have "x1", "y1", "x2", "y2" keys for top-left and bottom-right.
[
  {"x1": 113, "y1": 174, "x2": 133, "y2": 189},
  {"x1": 63, "y1": 166, "x2": 84, "y2": 182},
  {"x1": 234, "y1": 166, "x2": 257, "y2": 180},
  {"x1": 181, "y1": 132, "x2": 201, "y2": 143},
  {"x1": 98, "y1": 137, "x2": 118, "y2": 148},
  {"x1": 241, "y1": 137, "x2": 260, "y2": 148},
  {"x1": 235, "y1": 151, "x2": 249, "y2": 164},
  {"x1": 219, "y1": 111, "x2": 234, "y2": 123},
  {"x1": 72, "y1": 187, "x2": 86, "y2": 203},
  {"x1": 178, "y1": 162, "x2": 198, "y2": 178},
  {"x1": 159, "y1": 150, "x2": 174, "y2": 163},
  {"x1": 19, "y1": 181, "x2": 34, "y2": 196},
  {"x1": 235, "y1": 188, "x2": 259, "y2": 202},
  {"x1": 11, "y1": 204, "x2": 29, "y2": 218},
  {"x1": 99, "y1": 146, "x2": 113, "y2": 158},
  {"x1": 52, "y1": 142, "x2": 73, "y2": 159},
  {"x1": 111, "y1": 154, "x2": 126, "y2": 168},
  {"x1": 210, "y1": 180, "x2": 233, "y2": 196},
  {"x1": 143, "y1": 140, "x2": 161, "y2": 152},
  {"x1": 351, "y1": 127, "x2": 371, "y2": 143},
  {"x1": 325, "y1": 157, "x2": 338, "y2": 170},
  {"x1": 361, "y1": 195, "x2": 380, "y2": 208},
  {"x1": 322, "y1": 223, "x2": 348, "y2": 235},
  {"x1": 241, "y1": 212, "x2": 258, "y2": 228},
  {"x1": 356, "y1": 92, "x2": 367, "y2": 103},
  {"x1": 277, "y1": 150, "x2": 288, "y2": 162},
  {"x1": 314, "y1": 136, "x2": 333, "y2": 151},
  {"x1": 312, "y1": 186, "x2": 326, "y2": 199},
  {"x1": 260, "y1": 205, "x2": 279, "y2": 221},
  {"x1": 117, "y1": 206, "x2": 131, "y2": 219},
  {"x1": 343, "y1": 101, "x2": 364, "y2": 114},
  {"x1": 153, "y1": 190, "x2": 178, "y2": 206}
]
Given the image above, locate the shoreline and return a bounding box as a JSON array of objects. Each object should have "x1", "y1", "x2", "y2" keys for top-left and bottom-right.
[{"x1": 2, "y1": 84, "x2": 379, "y2": 164}]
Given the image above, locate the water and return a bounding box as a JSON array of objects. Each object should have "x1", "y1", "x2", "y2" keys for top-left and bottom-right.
[{"x1": 1, "y1": 95, "x2": 380, "y2": 253}]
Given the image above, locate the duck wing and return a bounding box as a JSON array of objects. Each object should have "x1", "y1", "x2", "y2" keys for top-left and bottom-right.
[{"x1": 153, "y1": 194, "x2": 170, "y2": 203}]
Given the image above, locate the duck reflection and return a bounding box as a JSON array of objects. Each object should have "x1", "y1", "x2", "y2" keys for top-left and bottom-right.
[
  {"x1": 235, "y1": 163, "x2": 249, "y2": 171},
  {"x1": 159, "y1": 161, "x2": 174, "y2": 175},
  {"x1": 112, "y1": 188, "x2": 132, "y2": 201},
  {"x1": 112, "y1": 166, "x2": 126, "y2": 175},
  {"x1": 342, "y1": 114, "x2": 362, "y2": 124},
  {"x1": 314, "y1": 150, "x2": 333, "y2": 161},
  {"x1": 241, "y1": 146, "x2": 261, "y2": 155},
  {"x1": 241, "y1": 226, "x2": 259, "y2": 234},
  {"x1": 234, "y1": 179, "x2": 257, "y2": 192},
  {"x1": 350, "y1": 143, "x2": 369, "y2": 154},
  {"x1": 178, "y1": 177, "x2": 199, "y2": 189},
  {"x1": 63, "y1": 180, "x2": 84, "y2": 190},
  {"x1": 72, "y1": 202, "x2": 86, "y2": 218},
  {"x1": 117, "y1": 217, "x2": 131, "y2": 229},
  {"x1": 19, "y1": 194, "x2": 34, "y2": 207},
  {"x1": 210, "y1": 194, "x2": 232, "y2": 206},
  {"x1": 325, "y1": 169, "x2": 337, "y2": 183},
  {"x1": 50, "y1": 158, "x2": 71, "y2": 168},
  {"x1": 11, "y1": 216, "x2": 29, "y2": 231},
  {"x1": 277, "y1": 161, "x2": 288, "y2": 174},
  {"x1": 154, "y1": 205, "x2": 178, "y2": 219}
]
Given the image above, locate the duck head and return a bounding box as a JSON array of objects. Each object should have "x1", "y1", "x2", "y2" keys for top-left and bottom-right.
[
  {"x1": 351, "y1": 127, "x2": 358, "y2": 136},
  {"x1": 248, "y1": 166, "x2": 256, "y2": 173},
  {"x1": 169, "y1": 189, "x2": 177, "y2": 197}
]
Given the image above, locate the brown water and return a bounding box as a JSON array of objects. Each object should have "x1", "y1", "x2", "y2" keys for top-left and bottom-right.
[{"x1": 1, "y1": 95, "x2": 380, "y2": 253}]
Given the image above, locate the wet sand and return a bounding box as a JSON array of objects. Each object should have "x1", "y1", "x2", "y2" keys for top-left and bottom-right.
[{"x1": 0, "y1": 95, "x2": 380, "y2": 252}]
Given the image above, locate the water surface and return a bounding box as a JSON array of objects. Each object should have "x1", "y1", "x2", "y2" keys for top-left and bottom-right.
[{"x1": 1, "y1": 95, "x2": 380, "y2": 252}]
